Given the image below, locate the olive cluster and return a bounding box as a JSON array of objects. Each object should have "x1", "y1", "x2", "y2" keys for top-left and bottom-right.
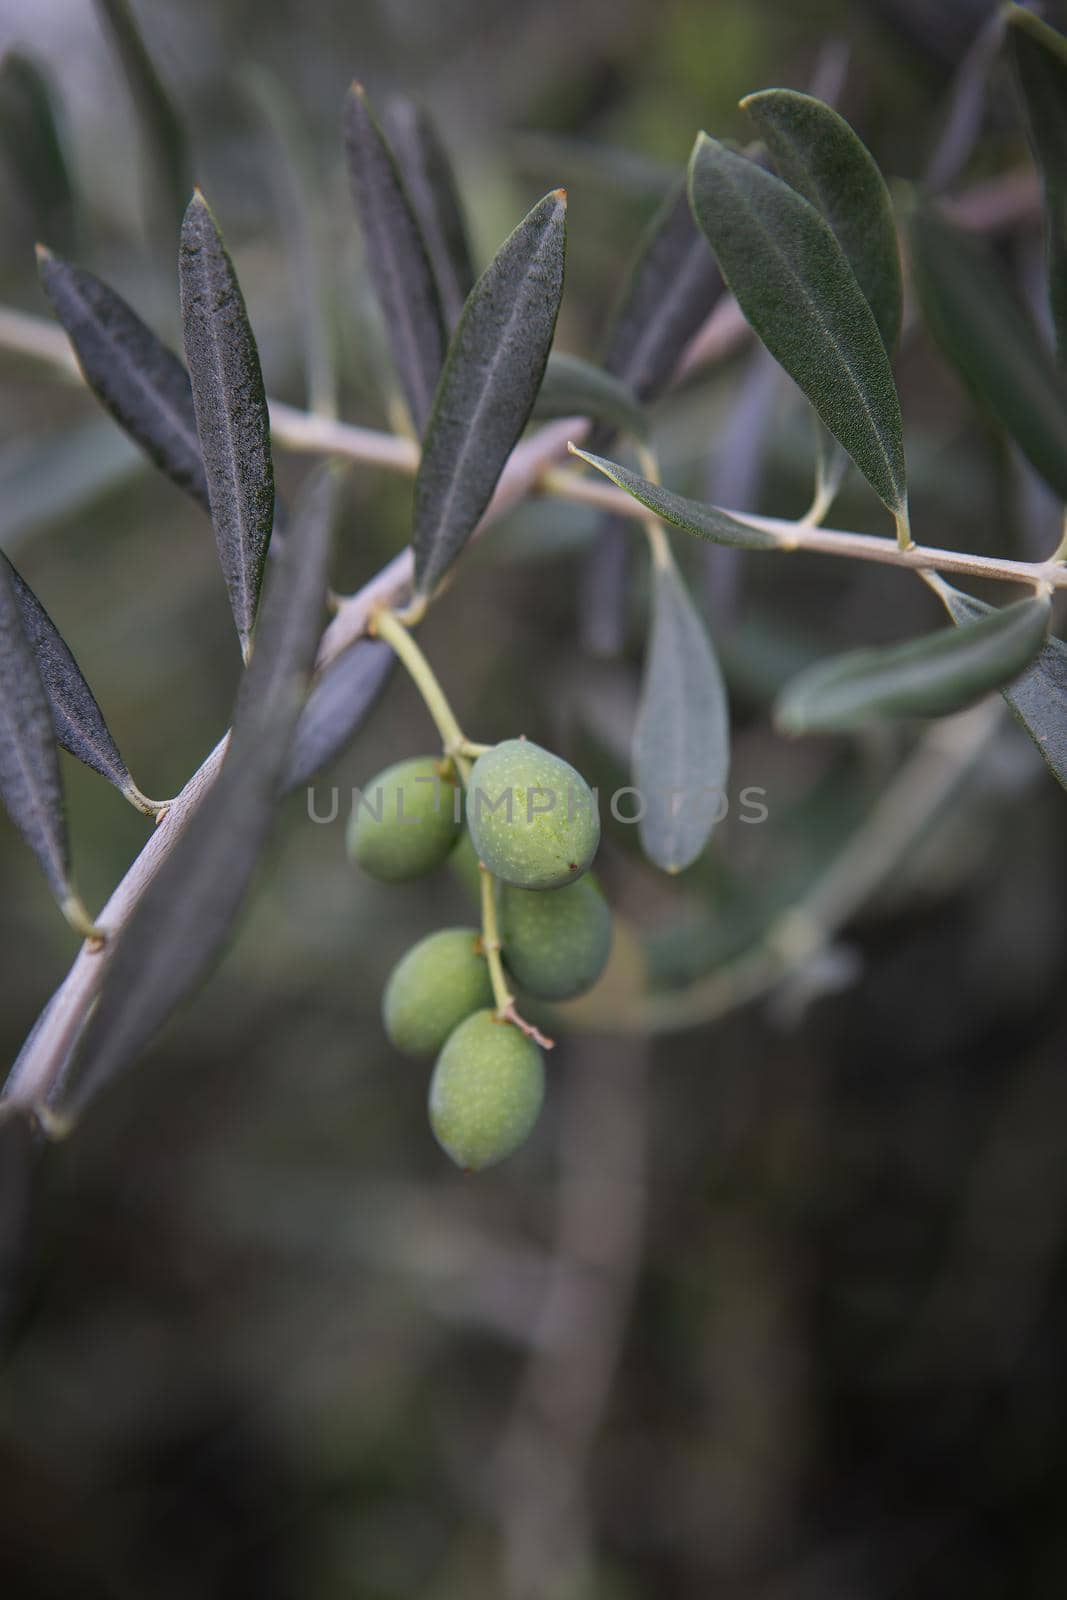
[{"x1": 348, "y1": 739, "x2": 611, "y2": 1170}]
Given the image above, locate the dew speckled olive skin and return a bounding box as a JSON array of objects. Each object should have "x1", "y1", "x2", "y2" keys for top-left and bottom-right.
[
  {"x1": 501, "y1": 876, "x2": 613, "y2": 1001},
  {"x1": 429, "y1": 1009, "x2": 545, "y2": 1171},
  {"x1": 347, "y1": 755, "x2": 461, "y2": 882},
  {"x1": 382, "y1": 927, "x2": 493, "y2": 1057},
  {"x1": 466, "y1": 739, "x2": 599, "y2": 890}
]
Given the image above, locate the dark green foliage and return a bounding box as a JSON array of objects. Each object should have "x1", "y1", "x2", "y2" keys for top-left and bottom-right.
[
  {"x1": 412, "y1": 190, "x2": 566, "y2": 599},
  {"x1": 571, "y1": 448, "x2": 779, "y2": 550},
  {"x1": 743, "y1": 89, "x2": 902, "y2": 351},
  {"x1": 534, "y1": 352, "x2": 649, "y2": 440},
  {"x1": 382, "y1": 95, "x2": 475, "y2": 332},
  {"x1": 909, "y1": 205, "x2": 1067, "y2": 504},
  {"x1": 180, "y1": 191, "x2": 275, "y2": 655},
  {"x1": 93, "y1": 0, "x2": 190, "y2": 240},
  {"x1": 0, "y1": 51, "x2": 77, "y2": 253},
  {"x1": 4, "y1": 553, "x2": 140, "y2": 803},
  {"x1": 0, "y1": 552, "x2": 74, "y2": 917},
  {"x1": 776, "y1": 595, "x2": 1051, "y2": 733},
  {"x1": 38, "y1": 250, "x2": 209, "y2": 510},
  {"x1": 1008, "y1": 6, "x2": 1067, "y2": 361},
  {"x1": 688, "y1": 133, "x2": 907, "y2": 517},
  {"x1": 343, "y1": 83, "x2": 447, "y2": 431}
]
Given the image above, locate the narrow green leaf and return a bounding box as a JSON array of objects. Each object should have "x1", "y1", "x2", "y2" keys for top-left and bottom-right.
[
  {"x1": 180, "y1": 191, "x2": 275, "y2": 655},
  {"x1": 343, "y1": 83, "x2": 447, "y2": 432},
  {"x1": 688, "y1": 133, "x2": 907, "y2": 518},
  {"x1": 776, "y1": 594, "x2": 1051, "y2": 734},
  {"x1": 634, "y1": 552, "x2": 729, "y2": 873},
  {"x1": 413, "y1": 189, "x2": 566, "y2": 599},
  {"x1": 285, "y1": 636, "x2": 395, "y2": 790},
  {"x1": 909, "y1": 205, "x2": 1067, "y2": 504},
  {"x1": 243, "y1": 66, "x2": 338, "y2": 421},
  {"x1": 382, "y1": 96, "x2": 475, "y2": 332},
  {"x1": 93, "y1": 0, "x2": 190, "y2": 240},
  {"x1": 943, "y1": 584, "x2": 1067, "y2": 789},
  {"x1": 38, "y1": 249, "x2": 209, "y2": 510},
  {"x1": 5, "y1": 553, "x2": 146, "y2": 807},
  {"x1": 64, "y1": 464, "x2": 336, "y2": 1120},
  {"x1": 742, "y1": 89, "x2": 902, "y2": 352},
  {"x1": 598, "y1": 174, "x2": 723, "y2": 407},
  {"x1": 0, "y1": 552, "x2": 88, "y2": 931},
  {"x1": 0, "y1": 51, "x2": 77, "y2": 254},
  {"x1": 1007, "y1": 6, "x2": 1067, "y2": 361},
  {"x1": 570, "y1": 447, "x2": 780, "y2": 551},
  {"x1": 534, "y1": 353, "x2": 649, "y2": 440}
]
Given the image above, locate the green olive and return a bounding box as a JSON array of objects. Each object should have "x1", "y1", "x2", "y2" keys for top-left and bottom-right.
[
  {"x1": 501, "y1": 876, "x2": 613, "y2": 1000},
  {"x1": 448, "y1": 826, "x2": 485, "y2": 906},
  {"x1": 382, "y1": 927, "x2": 493, "y2": 1057},
  {"x1": 466, "y1": 739, "x2": 599, "y2": 890},
  {"x1": 347, "y1": 755, "x2": 461, "y2": 882},
  {"x1": 428, "y1": 1009, "x2": 545, "y2": 1171}
]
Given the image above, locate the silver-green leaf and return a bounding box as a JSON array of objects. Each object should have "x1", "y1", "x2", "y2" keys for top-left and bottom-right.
[
  {"x1": 635, "y1": 551, "x2": 729, "y2": 873},
  {"x1": 776, "y1": 595, "x2": 1052, "y2": 734},
  {"x1": 534, "y1": 353, "x2": 649, "y2": 441},
  {"x1": 687, "y1": 133, "x2": 907, "y2": 519},
  {"x1": 38, "y1": 248, "x2": 209, "y2": 510},
  {"x1": 63, "y1": 463, "x2": 336, "y2": 1119},
  {"x1": 1007, "y1": 6, "x2": 1067, "y2": 362},
  {"x1": 180, "y1": 191, "x2": 275, "y2": 656},
  {"x1": 943, "y1": 584, "x2": 1067, "y2": 790},
  {"x1": 412, "y1": 189, "x2": 566, "y2": 600},
  {"x1": 0, "y1": 51, "x2": 77, "y2": 254},
  {"x1": 909, "y1": 204, "x2": 1067, "y2": 505},
  {"x1": 742, "y1": 89, "x2": 902, "y2": 352},
  {"x1": 570, "y1": 447, "x2": 780, "y2": 551},
  {"x1": 285, "y1": 636, "x2": 395, "y2": 790},
  {"x1": 344, "y1": 83, "x2": 447, "y2": 432}
]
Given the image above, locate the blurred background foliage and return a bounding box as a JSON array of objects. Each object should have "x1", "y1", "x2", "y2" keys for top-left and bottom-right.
[{"x1": 3, "y1": 0, "x2": 1067, "y2": 1596}]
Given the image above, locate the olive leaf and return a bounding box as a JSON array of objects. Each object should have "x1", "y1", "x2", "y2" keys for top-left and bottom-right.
[
  {"x1": 742, "y1": 89, "x2": 902, "y2": 352},
  {"x1": 1007, "y1": 6, "x2": 1067, "y2": 362},
  {"x1": 343, "y1": 83, "x2": 447, "y2": 432},
  {"x1": 598, "y1": 173, "x2": 723, "y2": 409},
  {"x1": 243, "y1": 66, "x2": 338, "y2": 422},
  {"x1": 688, "y1": 133, "x2": 907, "y2": 520},
  {"x1": 382, "y1": 95, "x2": 475, "y2": 332},
  {"x1": 942, "y1": 584, "x2": 1067, "y2": 790},
  {"x1": 909, "y1": 205, "x2": 1067, "y2": 504},
  {"x1": 569, "y1": 447, "x2": 779, "y2": 551},
  {"x1": 5, "y1": 553, "x2": 150, "y2": 810},
  {"x1": 92, "y1": 0, "x2": 190, "y2": 241},
  {"x1": 533, "y1": 353, "x2": 649, "y2": 441},
  {"x1": 412, "y1": 189, "x2": 566, "y2": 601},
  {"x1": 38, "y1": 249, "x2": 209, "y2": 510},
  {"x1": 579, "y1": 514, "x2": 632, "y2": 659},
  {"x1": 775, "y1": 594, "x2": 1051, "y2": 734},
  {"x1": 635, "y1": 550, "x2": 729, "y2": 873},
  {"x1": 0, "y1": 552, "x2": 93, "y2": 936},
  {"x1": 180, "y1": 191, "x2": 276, "y2": 658},
  {"x1": 0, "y1": 51, "x2": 77, "y2": 254},
  {"x1": 63, "y1": 464, "x2": 337, "y2": 1121},
  {"x1": 285, "y1": 636, "x2": 396, "y2": 790}
]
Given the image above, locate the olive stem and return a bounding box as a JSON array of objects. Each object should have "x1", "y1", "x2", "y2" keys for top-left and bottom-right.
[
  {"x1": 370, "y1": 606, "x2": 467, "y2": 758},
  {"x1": 479, "y1": 864, "x2": 556, "y2": 1047}
]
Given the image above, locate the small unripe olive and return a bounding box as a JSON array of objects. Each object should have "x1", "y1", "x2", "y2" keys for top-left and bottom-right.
[
  {"x1": 429, "y1": 1009, "x2": 545, "y2": 1171},
  {"x1": 382, "y1": 927, "x2": 493, "y2": 1057},
  {"x1": 466, "y1": 739, "x2": 599, "y2": 890},
  {"x1": 347, "y1": 755, "x2": 461, "y2": 882},
  {"x1": 501, "y1": 876, "x2": 613, "y2": 1001}
]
